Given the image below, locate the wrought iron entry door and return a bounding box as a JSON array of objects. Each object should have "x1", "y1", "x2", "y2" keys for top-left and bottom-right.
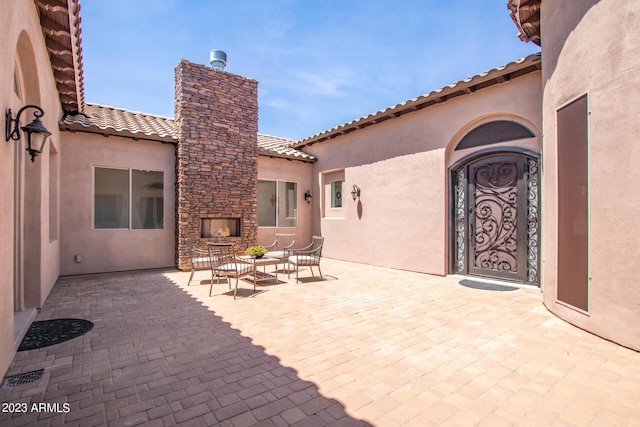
[{"x1": 451, "y1": 153, "x2": 539, "y2": 284}]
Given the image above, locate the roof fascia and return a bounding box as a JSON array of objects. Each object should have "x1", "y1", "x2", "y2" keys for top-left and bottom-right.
[{"x1": 294, "y1": 53, "x2": 541, "y2": 149}]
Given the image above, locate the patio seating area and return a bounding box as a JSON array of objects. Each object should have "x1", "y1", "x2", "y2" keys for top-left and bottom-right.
[
  {"x1": 1, "y1": 259, "x2": 638, "y2": 426},
  {"x1": 264, "y1": 233, "x2": 296, "y2": 275},
  {"x1": 207, "y1": 242, "x2": 255, "y2": 299},
  {"x1": 288, "y1": 235, "x2": 324, "y2": 283}
]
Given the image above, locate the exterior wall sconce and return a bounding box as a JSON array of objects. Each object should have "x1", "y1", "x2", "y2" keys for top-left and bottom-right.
[
  {"x1": 351, "y1": 184, "x2": 361, "y2": 201},
  {"x1": 5, "y1": 104, "x2": 51, "y2": 162},
  {"x1": 304, "y1": 190, "x2": 312, "y2": 204}
]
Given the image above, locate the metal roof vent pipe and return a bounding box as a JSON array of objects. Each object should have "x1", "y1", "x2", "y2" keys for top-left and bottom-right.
[{"x1": 210, "y1": 50, "x2": 227, "y2": 71}]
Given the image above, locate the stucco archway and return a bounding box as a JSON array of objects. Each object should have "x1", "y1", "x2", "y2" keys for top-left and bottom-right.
[
  {"x1": 446, "y1": 118, "x2": 541, "y2": 285},
  {"x1": 13, "y1": 31, "x2": 43, "y2": 312},
  {"x1": 445, "y1": 115, "x2": 541, "y2": 170}
]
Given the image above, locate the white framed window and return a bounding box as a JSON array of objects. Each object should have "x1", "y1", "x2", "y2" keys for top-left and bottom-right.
[
  {"x1": 94, "y1": 167, "x2": 164, "y2": 229},
  {"x1": 258, "y1": 180, "x2": 297, "y2": 227},
  {"x1": 331, "y1": 180, "x2": 343, "y2": 208}
]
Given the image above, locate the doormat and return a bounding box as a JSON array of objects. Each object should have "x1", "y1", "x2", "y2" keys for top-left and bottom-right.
[
  {"x1": 18, "y1": 319, "x2": 94, "y2": 352},
  {"x1": 459, "y1": 279, "x2": 518, "y2": 292}
]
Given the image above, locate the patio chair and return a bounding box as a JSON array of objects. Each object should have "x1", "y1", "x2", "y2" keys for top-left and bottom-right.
[
  {"x1": 288, "y1": 235, "x2": 324, "y2": 283},
  {"x1": 186, "y1": 240, "x2": 211, "y2": 286},
  {"x1": 264, "y1": 233, "x2": 295, "y2": 274},
  {"x1": 206, "y1": 242, "x2": 254, "y2": 299}
]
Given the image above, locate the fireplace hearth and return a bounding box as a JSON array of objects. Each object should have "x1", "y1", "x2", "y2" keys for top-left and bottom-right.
[{"x1": 201, "y1": 218, "x2": 241, "y2": 238}]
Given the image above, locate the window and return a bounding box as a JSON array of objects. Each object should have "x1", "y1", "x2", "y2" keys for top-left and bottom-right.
[
  {"x1": 331, "y1": 180, "x2": 343, "y2": 208},
  {"x1": 258, "y1": 180, "x2": 297, "y2": 227},
  {"x1": 321, "y1": 170, "x2": 344, "y2": 218},
  {"x1": 455, "y1": 120, "x2": 535, "y2": 150},
  {"x1": 94, "y1": 167, "x2": 164, "y2": 229}
]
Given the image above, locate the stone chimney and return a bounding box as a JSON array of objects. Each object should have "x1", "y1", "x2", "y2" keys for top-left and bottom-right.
[{"x1": 174, "y1": 59, "x2": 258, "y2": 270}]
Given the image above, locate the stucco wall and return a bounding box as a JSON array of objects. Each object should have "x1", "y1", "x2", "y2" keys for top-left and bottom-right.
[
  {"x1": 257, "y1": 156, "x2": 314, "y2": 248},
  {"x1": 305, "y1": 72, "x2": 542, "y2": 275},
  {"x1": 0, "y1": 2, "x2": 62, "y2": 376},
  {"x1": 60, "y1": 132, "x2": 176, "y2": 275},
  {"x1": 541, "y1": 0, "x2": 640, "y2": 350}
]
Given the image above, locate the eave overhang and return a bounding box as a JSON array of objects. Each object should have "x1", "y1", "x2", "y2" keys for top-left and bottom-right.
[
  {"x1": 35, "y1": 0, "x2": 86, "y2": 112},
  {"x1": 295, "y1": 53, "x2": 541, "y2": 149},
  {"x1": 507, "y1": 0, "x2": 541, "y2": 46}
]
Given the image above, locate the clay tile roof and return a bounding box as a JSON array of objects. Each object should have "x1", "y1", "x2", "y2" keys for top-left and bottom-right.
[
  {"x1": 60, "y1": 103, "x2": 178, "y2": 143},
  {"x1": 507, "y1": 0, "x2": 541, "y2": 46},
  {"x1": 295, "y1": 53, "x2": 541, "y2": 148},
  {"x1": 60, "y1": 104, "x2": 317, "y2": 161},
  {"x1": 257, "y1": 134, "x2": 316, "y2": 162},
  {"x1": 36, "y1": 0, "x2": 85, "y2": 112}
]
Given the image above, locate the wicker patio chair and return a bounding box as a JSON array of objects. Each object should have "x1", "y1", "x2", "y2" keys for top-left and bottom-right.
[
  {"x1": 186, "y1": 240, "x2": 211, "y2": 286},
  {"x1": 206, "y1": 242, "x2": 253, "y2": 299},
  {"x1": 288, "y1": 236, "x2": 324, "y2": 283},
  {"x1": 264, "y1": 233, "x2": 295, "y2": 274}
]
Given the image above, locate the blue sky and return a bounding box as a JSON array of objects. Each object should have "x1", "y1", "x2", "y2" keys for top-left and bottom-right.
[{"x1": 80, "y1": 1, "x2": 539, "y2": 140}]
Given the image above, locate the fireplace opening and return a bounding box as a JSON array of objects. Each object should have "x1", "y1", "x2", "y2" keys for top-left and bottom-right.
[{"x1": 201, "y1": 218, "x2": 241, "y2": 238}]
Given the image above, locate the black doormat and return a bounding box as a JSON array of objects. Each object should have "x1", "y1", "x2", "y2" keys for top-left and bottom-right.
[
  {"x1": 459, "y1": 279, "x2": 519, "y2": 292},
  {"x1": 18, "y1": 319, "x2": 94, "y2": 352}
]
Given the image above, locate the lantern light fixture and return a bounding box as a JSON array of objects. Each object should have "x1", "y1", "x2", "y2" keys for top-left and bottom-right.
[
  {"x1": 5, "y1": 104, "x2": 51, "y2": 162},
  {"x1": 304, "y1": 190, "x2": 312, "y2": 204},
  {"x1": 351, "y1": 185, "x2": 361, "y2": 201}
]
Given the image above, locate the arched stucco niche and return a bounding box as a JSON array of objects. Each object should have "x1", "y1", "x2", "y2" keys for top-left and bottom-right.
[
  {"x1": 15, "y1": 30, "x2": 41, "y2": 106},
  {"x1": 13, "y1": 30, "x2": 44, "y2": 310},
  {"x1": 445, "y1": 114, "x2": 541, "y2": 170}
]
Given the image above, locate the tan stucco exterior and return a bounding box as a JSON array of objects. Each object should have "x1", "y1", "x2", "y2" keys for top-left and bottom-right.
[
  {"x1": 540, "y1": 0, "x2": 640, "y2": 349},
  {"x1": 0, "y1": 1, "x2": 64, "y2": 376},
  {"x1": 257, "y1": 157, "x2": 314, "y2": 248},
  {"x1": 2, "y1": 0, "x2": 639, "y2": 381},
  {"x1": 305, "y1": 72, "x2": 542, "y2": 275},
  {"x1": 60, "y1": 132, "x2": 176, "y2": 275}
]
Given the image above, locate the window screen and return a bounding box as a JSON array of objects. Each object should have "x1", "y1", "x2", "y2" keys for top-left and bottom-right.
[
  {"x1": 95, "y1": 168, "x2": 129, "y2": 229},
  {"x1": 94, "y1": 168, "x2": 164, "y2": 229},
  {"x1": 258, "y1": 180, "x2": 297, "y2": 227}
]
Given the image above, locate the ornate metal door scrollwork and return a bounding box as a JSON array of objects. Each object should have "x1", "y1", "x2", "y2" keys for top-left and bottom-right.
[
  {"x1": 472, "y1": 161, "x2": 518, "y2": 274},
  {"x1": 450, "y1": 153, "x2": 540, "y2": 285},
  {"x1": 453, "y1": 169, "x2": 466, "y2": 273},
  {"x1": 526, "y1": 158, "x2": 539, "y2": 283}
]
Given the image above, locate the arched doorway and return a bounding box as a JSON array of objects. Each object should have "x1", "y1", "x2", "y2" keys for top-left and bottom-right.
[{"x1": 449, "y1": 150, "x2": 540, "y2": 285}]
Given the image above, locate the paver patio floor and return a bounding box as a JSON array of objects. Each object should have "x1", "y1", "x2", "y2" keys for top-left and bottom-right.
[{"x1": 1, "y1": 259, "x2": 638, "y2": 426}]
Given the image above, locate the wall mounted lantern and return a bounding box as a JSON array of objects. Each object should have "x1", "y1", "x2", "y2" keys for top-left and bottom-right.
[
  {"x1": 304, "y1": 190, "x2": 312, "y2": 204},
  {"x1": 351, "y1": 185, "x2": 361, "y2": 201},
  {"x1": 5, "y1": 104, "x2": 51, "y2": 162}
]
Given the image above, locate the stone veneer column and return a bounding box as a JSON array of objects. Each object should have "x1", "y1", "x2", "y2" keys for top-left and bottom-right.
[{"x1": 175, "y1": 59, "x2": 258, "y2": 270}]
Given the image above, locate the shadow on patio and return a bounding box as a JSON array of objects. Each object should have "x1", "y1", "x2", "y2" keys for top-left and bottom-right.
[{"x1": 0, "y1": 268, "x2": 371, "y2": 426}]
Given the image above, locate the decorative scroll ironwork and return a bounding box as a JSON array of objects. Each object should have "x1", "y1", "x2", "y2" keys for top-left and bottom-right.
[
  {"x1": 472, "y1": 162, "x2": 518, "y2": 272},
  {"x1": 454, "y1": 169, "x2": 466, "y2": 272},
  {"x1": 451, "y1": 153, "x2": 540, "y2": 285},
  {"x1": 526, "y1": 158, "x2": 539, "y2": 283}
]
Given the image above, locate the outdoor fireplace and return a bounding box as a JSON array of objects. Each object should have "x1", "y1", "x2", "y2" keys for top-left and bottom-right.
[
  {"x1": 201, "y1": 218, "x2": 241, "y2": 238},
  {"x1": 175, "y1": 60, "x2": 257, "y2": 270}
]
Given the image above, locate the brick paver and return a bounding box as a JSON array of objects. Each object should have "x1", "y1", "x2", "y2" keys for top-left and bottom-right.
[{"x1": 1, "y1": 259, "x2": 638, "y2": 426}]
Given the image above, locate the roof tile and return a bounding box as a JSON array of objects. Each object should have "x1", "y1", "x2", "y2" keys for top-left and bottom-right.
[
  {"x1": 257, "y1": 134, "x2": 316, "y2": 162},
  {"x1": 61, "y1": 103, "x2": 177, "y2": 142},
  {"x1": 61, "y1": 104, "x2": 316, "y2": 162},
  {"x1": 295, "y1": 53, "x2": 541, "y2": 147}
]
